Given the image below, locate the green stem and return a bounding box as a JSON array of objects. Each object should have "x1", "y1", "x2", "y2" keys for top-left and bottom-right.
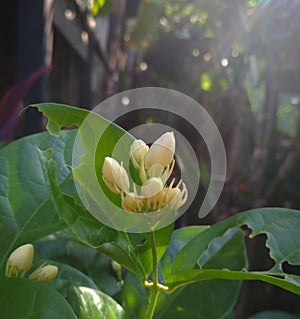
[{"x1": 145, "y1": 231, "x2": 159, "y2": 319}]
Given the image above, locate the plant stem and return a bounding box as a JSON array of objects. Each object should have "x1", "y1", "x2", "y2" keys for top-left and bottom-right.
[{"x1": 145, "y1": 231, "x2": 159, "y2": 319}]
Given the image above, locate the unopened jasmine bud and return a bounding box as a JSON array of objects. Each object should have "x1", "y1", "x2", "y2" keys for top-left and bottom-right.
[
  {"x1": 165, "y1": 181, "x2": 188, "y2": 209},
  {"x1": 102, "y1": 157, "x2": 130, "y2": 194},
  {"x1": 144, "y1": 132, "x2": 175, "y2": 170},
  {"x1": 122, "y1": 192, "x2": 143, "y2": 213},
  {"x1": 111, "y1": 260, "x2": 122, "y2": 273},
  {"x1": 111, "y1": 260, "x2": 123, "y2": 286},
  {"x1": 141, "y1": 177, "x2": 163, "y2": 198},
  {"x1": 5, "y1": 244, "x2": 34, "y2": 277},
  {"x1": 30, "y1": 264, "x2": 58, "y2": 283},
  {"x1": 130, "y1": 139, "x2": 149, "y2": 168}
]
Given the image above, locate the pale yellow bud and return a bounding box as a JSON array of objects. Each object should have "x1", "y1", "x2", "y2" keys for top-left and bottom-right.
[
  {"x1": 144, "y1": 132, "x2": 175, "y2": 170},
  {"x1": 121, "y1": 192, "x2": 143, "y2": 213},
  {"x1": 165, "y1": 181, "x2": 188, "y2": 209},
  {"x1": 102, "y1": 157, "x2": 130, "y2": 194},
  {"x1": 5, "y1": 244, "x2": 34, "y2": 277},
  {"x1": 30, "y1": 264, "x2": 58, "y2": 283},
  {"x1": 141, "y1": 177, "x2": 163, "y2": 198},
  {"x1": 130, "y1": 139, "x2": 149, "y2": 168}
]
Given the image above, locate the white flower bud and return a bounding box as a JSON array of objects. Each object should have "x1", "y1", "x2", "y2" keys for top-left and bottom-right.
[
  {"x1": 122, "y1": 192, "x2": 143, "y2": 213},
  {"x1": 165, "y1": 181, "x2": 188, "y2": 209},
  {"x1": 5, "y1": 244, "x2": 34, "y2": 277},
  {"x1": 144, "y1": 132, "x2": 175, "y2": 170},
  {"x1": 141, "y1": 177, "x2": 163, "y2": 198},
  {"x1": 30, "y1": 264, "x2": 58, "y2": 283},
  {"x1": 130, "y1": 139, "x2": 149, "y2": 168},
  {"x1": 102, "y1": 157, "x2": 130, "y2": 194}
]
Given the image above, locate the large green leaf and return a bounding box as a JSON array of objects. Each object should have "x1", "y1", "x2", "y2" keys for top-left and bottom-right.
[
  {"x1": 0, "y1": 278, "x2": 77, "y2": 319},
  {"x1": 171, "y1": 208, "x2": 300, "y2": 273},
  {"x1": 155, "y1": 280, "x2": 241, "y2": 319},
  {"x1": 166, "y1": 208, "x2": 300, "y2": 295},
  {"x1": 68, "y1": 286, "x2": 124, "y2": 319},
  {"x1": 0, "y1": 130, "x2": 76, "y2": 273},
  {"x1": 166, "y1": 270, "x2": 300, "y2": 295}
]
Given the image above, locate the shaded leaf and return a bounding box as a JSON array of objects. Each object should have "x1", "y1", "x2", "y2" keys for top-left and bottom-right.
[
  {"x1": 0, "y1": 130, "x2": 76, "y2": 274},
  {"x1": 0, "y1": 277, "x2": 77, "y2": 319},
  {"x1": 155, "y1": 280, "x2": 241, "y2": 319}
]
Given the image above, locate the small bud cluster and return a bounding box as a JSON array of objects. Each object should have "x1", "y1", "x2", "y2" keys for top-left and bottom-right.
[
  {"x1": 5, "y1": 244, "x2": 58, "y2": 283},
  {"x1": 102, "y1": 132, "x2": 187, "y2": 213}
]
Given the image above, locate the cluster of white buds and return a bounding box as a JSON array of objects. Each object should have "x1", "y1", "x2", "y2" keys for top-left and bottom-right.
[
  {"x1": 5, "y1": 244, "x2": 58, "y2": 284},
  {"x1": 102, "y1": 132, "x2": 187, "y2": 213}
]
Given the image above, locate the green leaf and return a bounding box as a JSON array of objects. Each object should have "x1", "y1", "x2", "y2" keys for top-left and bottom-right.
[
  {"x1": 121, "y1": 272, "x2": 148, "y2": 319},
  {"x1": 0, "y1": 130, "x2": 76, "y2": 273},
  {"x1": 0, "y1": 141, "x2": 7, "y2": 148},
  {"x1": 160, "y1": 226, "x2": 208, "y2": 279},
  {"x1": 171, "y1": 208, "x2": 300, "y2": 273},
  {"x1": 0, "y1": 277, "x2": 77, "y2": 319},
  {"x1": 29, "y1": 103, "x2": 89, "y2": 136},
  {"x1": 166, "y1": 270, "x2": 300, "y2": 295},
  {"x1": 69, "y1": 286, "x2": 124, "y2": 319},
  {"x1": 37, "y1": 234, "x2": 120, "y2": 296},
  {"x1": 155, "y1": 280, "x2": 241, "y2": 319},
  {"x1": 166, "y1": 208, "x2": 300, "y2": 296}
]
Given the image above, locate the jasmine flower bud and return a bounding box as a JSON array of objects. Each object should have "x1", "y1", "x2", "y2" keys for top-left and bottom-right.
[
  {"x1": 144, "y1": 132, "x2": 175, "y2": 170},
  {"x1": 165, "y1": 180, "x2": 188, "y2": 209},
  {"x1": 130, "y1": 139, "x2": 149, "y2": 168},
  {"x1": 141, "y1": 177, "x2": 163, "y2": 198},
  {"x1": 102, "y1": 157, "x2": 130, "y2": 194},
  {"x1": 30, "y1": 264, "x2": 58, "y2": 283},
  {"x1": 5, "y1": 244, "x2": 34, "y2": 278},
  {"x1": 122, "y1": 192, "x2": 143, "y2": 213}
]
